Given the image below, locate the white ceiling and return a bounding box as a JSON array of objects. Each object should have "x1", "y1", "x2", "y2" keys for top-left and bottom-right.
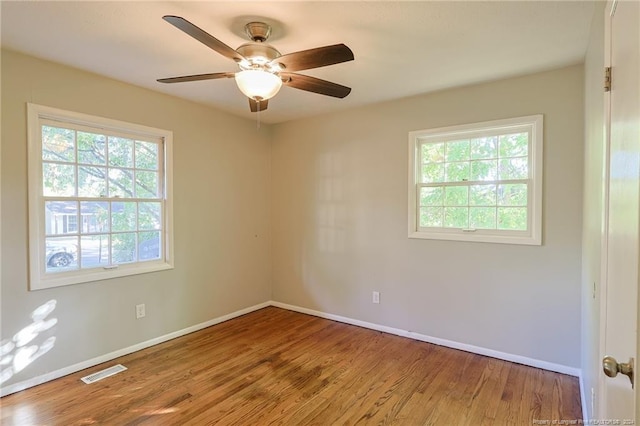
[{"x1": 1, "y1": 1, "x2": 595, "y2": 124}]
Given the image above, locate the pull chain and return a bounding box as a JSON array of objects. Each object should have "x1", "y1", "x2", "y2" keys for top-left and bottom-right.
[{"x1": 256, "y1": 99, "x2": 261, "y2": 129}]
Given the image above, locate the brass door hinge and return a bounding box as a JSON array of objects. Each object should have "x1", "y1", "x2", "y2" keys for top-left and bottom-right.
[{"x1": 605, "y1": 67, "x2": 612, "y2": 92}]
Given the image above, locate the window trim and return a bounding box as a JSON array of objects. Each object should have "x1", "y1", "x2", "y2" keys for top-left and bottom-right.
[
  {"x1": 408, "y1": 115, "x2": 543, "y2": 245},
  {"x1": 27, "y1": 103, "x2": 174, "y2": 290}
]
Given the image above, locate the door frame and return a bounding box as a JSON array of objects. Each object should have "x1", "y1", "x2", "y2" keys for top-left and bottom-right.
[{"x1": 597, "y1": 0, "x2": 613, "y2": 418}]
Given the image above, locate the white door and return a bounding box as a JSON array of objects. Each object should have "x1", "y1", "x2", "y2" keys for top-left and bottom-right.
[{"x1": 601, "y1": 0, "x2": 640, "y2": 421}]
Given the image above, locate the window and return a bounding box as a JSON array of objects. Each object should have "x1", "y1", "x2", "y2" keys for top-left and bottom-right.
[
  {"x1": 28, "y1": 103, "x2": 173, "y2": 290},
  {"x1": 408, "y1": 115, "x2": 542, "y2": 245}
]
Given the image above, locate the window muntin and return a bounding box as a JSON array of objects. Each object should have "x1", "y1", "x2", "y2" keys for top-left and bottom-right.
[
  {"x1": 408, "y1": 115, "x2": 542, "y2": 245},
  {"x1": 28, "y1": 104, "x2": 173, "y2": 289}
]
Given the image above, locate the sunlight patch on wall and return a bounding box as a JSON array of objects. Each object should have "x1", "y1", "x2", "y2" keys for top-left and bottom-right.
[
  {"x1": 0, "y1": 300, "x2": 58, "y2": 384},
  {"x1": 316, "y1": 152, "x2": 346, "y2": 253}
]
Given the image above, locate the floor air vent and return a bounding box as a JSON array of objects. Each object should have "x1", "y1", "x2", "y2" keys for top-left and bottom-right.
[{"x1": 81, "y1": 364, "x2": 127, "y2": 384}]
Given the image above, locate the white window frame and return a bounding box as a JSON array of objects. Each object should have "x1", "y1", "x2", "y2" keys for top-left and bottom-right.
[
  {"x1": 27, "y1": 103, "x2": 174, "y2": 290},
  {"x1": 408, "y1": 115, "x2": 543, "y2": 245}
]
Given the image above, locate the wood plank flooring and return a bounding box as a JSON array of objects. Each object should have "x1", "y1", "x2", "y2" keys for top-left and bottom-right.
[{"x1": 0, "y1": 307, "x2": 582, "y2": 425}]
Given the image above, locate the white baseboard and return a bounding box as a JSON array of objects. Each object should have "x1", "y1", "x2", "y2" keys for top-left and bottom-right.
[
  {"x1": 0, "y1": 301, "x2": 270, "y2": 397},
  {"x1": 2, "y1": 299, "x2": 582, "y2": 397},
  {"x1": 271, "y1": 301, "x2": 581, "y2": 377}
]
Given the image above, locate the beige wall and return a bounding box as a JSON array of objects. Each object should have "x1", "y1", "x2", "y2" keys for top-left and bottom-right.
[
  {"x1": 581, "y1": 1, "x2": 607, "y2": 419},
  {"x1": 0, "y1": 50, "x2": 272, "y2": 387},
  {"x1": 271, "y1": 65, "x2": 584, "y2": 368}
]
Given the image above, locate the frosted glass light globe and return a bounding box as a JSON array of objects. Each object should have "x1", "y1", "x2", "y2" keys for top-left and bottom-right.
[{"x1": 235, "y1": 70, "x2": 282, "y2": 101}]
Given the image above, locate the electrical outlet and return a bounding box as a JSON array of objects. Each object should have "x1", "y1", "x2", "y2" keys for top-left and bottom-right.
[
  {"x1": 372, "y1": 291, "x2": 380, "y2": 304},
  {"x1": 136, "y1": 304, "x2": 146, "y2": 319}
]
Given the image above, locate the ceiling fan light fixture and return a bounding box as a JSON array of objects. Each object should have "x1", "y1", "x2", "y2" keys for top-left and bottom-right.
[
  {"x1": 159, "y1": 16, "x2": 354, "y2": 112},
  {"x1": 235, "y1": 69, "x2": 282, "y2": 101}
]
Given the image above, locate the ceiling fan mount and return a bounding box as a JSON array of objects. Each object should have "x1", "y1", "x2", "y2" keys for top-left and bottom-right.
[
  {"x1": 244, "y1": 21, "x2": 272, "y2": 43},
  {"x1": 157, "y1": 15, "x2": 354, "y2": 112}
]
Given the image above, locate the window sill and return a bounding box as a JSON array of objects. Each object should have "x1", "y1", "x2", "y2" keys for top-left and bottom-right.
[
  {"x1": 29, "y1": 262, "x2": 174, "y2": 291},
  {"x1": 408, "y1": 230, "x2": 541, "y2": 246}
]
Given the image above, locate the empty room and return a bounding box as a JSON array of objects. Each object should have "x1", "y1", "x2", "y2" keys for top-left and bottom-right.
[{"x1": 1, "y1": 1, "x2": 638, "y2": 425}]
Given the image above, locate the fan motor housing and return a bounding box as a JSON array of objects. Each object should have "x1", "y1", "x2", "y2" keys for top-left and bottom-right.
[{"x1": 237, "y1": 42, "x2": 281, "y2": 65}]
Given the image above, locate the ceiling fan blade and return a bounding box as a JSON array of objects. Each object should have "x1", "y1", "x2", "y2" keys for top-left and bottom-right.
[
  {"x1": 275, "y1": 44, "x2": 354, "y2": 72},
  {"x1": 163, "y1": 15, "x2": 245, "y2": 63},
  {"x1": 249, "y1": 98, "x2": 269, "y2": 112},
  {"x1": 157, "y1": 72, "x2": 235, "y2": 84},
  {"x1": 281, "y1": 73, "x2": 351, "y2": 98}
]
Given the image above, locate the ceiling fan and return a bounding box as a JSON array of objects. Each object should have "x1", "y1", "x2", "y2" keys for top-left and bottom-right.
[{"x1": 157, "y1": 16, "x2": 354, "y2": 112}]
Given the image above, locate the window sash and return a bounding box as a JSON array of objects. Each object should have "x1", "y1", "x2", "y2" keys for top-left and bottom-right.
[{"x1": 416, "y1": 182, "x2": 532, "y2": 230}]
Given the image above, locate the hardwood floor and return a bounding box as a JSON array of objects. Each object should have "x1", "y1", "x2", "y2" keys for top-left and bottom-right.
[{"x1": 0, "y1": 307, "x2": 582, "y2": 425}]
